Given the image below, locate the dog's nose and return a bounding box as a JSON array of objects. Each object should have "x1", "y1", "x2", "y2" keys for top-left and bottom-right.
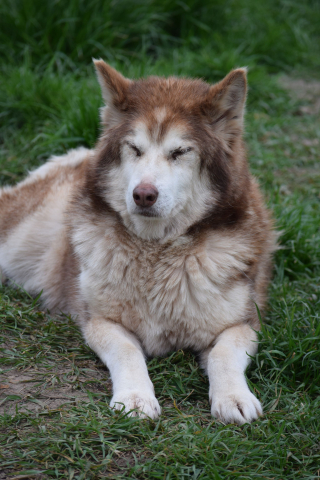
[{"x1": 133, "y1": 184, "x2": 159, "y2": 207}]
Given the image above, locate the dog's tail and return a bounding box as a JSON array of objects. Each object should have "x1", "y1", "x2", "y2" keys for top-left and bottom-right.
[{"x1": 0, "y1": 266, "x2": 6, "y2": 286}]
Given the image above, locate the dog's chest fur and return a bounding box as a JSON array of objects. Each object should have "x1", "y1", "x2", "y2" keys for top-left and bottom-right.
[{"x1": 74, "y1": 219, "x2": 251, "y2": 356}]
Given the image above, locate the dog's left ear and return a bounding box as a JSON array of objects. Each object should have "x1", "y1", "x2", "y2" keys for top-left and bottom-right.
[
  {"x1": 205, "y1": 68, "x2": 247, "y2": 131},
  {"x1": 93, "y1": 59, "x2": 131, "y2": 109}
]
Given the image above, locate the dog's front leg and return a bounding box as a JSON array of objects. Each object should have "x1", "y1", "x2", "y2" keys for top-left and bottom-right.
[
  {"x1": 201, "y1": 323, "x2": 262, "y2": 425},
  {"x1": 83, "y1": 317, "x2": 161, "y2": 419}
]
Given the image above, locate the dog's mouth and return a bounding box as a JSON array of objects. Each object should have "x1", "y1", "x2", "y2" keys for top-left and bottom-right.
[{"x1": 134, "y1": 208, "x2": 161, "y2": 218}]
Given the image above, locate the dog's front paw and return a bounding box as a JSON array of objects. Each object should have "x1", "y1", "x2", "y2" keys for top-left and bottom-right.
[
  {"x1": 210, "y1": 388, "x2": 262, "y2": 425},
  {"x1": 110, "y1": 390, "x2": 161, "y2": 419}
]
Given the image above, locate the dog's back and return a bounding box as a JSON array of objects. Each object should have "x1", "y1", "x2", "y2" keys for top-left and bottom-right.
[{"x1": 0, "y1": 147, "x2": 91, "y2": 311}]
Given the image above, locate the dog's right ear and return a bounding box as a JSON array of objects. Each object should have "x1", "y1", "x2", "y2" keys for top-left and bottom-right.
[{"x1": 93, "y1": 59, "x2": 131, "y2": 109}]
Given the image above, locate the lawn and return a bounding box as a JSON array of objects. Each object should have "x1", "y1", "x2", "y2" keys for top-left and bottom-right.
[{"x1": 0, "y1": 1, "x2": 320, "y2": 478}]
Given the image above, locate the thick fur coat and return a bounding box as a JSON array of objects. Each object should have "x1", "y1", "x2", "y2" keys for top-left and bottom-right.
[{"x1": 0, "y1": 61, "x2": 277, "y2": 424}]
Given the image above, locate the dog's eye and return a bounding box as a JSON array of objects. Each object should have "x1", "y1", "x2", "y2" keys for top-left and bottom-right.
[
  {"x1": 127, "y1": 142, "x2": 142, "y2": 157},
  {"x1": 171, "y1": 147, "x2": 192, "y2": 161}
]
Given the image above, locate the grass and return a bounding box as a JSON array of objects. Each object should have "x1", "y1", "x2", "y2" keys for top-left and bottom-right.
[
  {"x1": 1, "y1": 0, "x2": 320, "y2": 478},
  {"x1": 1, "y1": 0, "x2": 319, "y2": 71}
]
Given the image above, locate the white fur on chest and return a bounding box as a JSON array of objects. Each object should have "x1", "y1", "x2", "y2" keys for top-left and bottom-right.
[{"x1": 75, "y1": 224, "x2": 251, "y2": 356}]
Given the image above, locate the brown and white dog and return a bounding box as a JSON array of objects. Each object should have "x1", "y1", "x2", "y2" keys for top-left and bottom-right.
[{"x1": 0, "y1": 60, "x2": 276, "y2": 424}]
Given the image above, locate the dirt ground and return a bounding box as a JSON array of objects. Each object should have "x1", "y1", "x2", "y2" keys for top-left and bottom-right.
[
  {"x1": 0, "y1": 363, "x2": 111, "y2": 416},
  {"x1": 279, "y1": 75, "x2": 320, "y2": 116}
]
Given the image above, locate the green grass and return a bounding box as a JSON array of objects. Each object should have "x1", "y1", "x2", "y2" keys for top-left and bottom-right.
[
  {"x1": 1, "y1": 0, "x2": 319, "y2": 71},
  {"x1": 1, "y1": 0, "x2": 320, "y2": 478}
]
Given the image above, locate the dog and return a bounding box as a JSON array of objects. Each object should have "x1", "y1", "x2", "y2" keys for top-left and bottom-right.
[{"x1": 0, "y1": 60, "x2": 276, "y2": 424}]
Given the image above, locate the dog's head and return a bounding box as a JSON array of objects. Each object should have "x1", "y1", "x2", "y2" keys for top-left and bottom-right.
[{"x1": 91, "y1": 60, "x2": 248, "y2": 241}]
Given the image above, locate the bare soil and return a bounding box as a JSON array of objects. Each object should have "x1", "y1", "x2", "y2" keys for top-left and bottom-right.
[
  {"x1": 0, "y1": 362, "x2": 112, "y2": 416},
  {"x1": 279, "y1": 75, "x2": 320, "y2": 115}
]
